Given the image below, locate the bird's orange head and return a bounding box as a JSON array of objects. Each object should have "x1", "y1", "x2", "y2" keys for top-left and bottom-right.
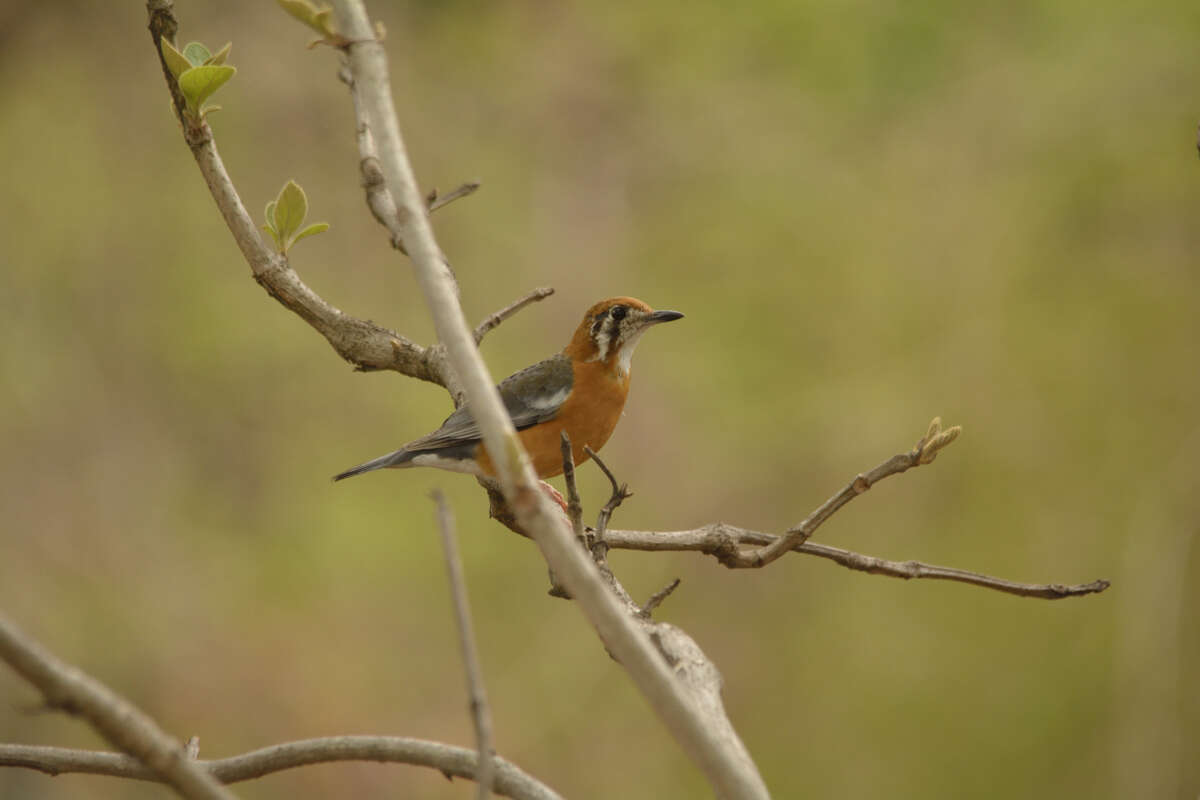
[{"x1": 563, "y1": 297, "x2": 684, "y2": 374}]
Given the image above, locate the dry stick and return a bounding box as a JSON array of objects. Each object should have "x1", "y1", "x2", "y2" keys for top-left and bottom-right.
[
  {"x1": 0, "y1": 616, "x2": 235, "y2": 800},
  {"x1": 640, "y1": 578, "x2": 683, "y2": 618},
  {"x1": 0, "y1": 739, "x2": 562, "y2": 800},
  {"x1": 475, "y1": 287, "x2": 556, "y2": 345},
  {"x1": 726, "y1": 416, "x2": 962, "y2": 568},
  {"x1": 428, "y1": 182, "x2": 482, "y2": 213},
  {"x1": 432, "y1": 491, "x2": 496, "y2": 799},
  {"x1": 331, "y1": 3, "x2": 770, "y2": 797},
  {"x1": 602, "y1": 526, "x2": 1110, "y2": 599}
]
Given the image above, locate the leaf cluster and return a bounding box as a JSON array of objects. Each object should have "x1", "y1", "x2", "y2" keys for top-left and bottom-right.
[
  {"x1": 159, "y1": 38, "x2": 236, "y2": 120},
  {"x1": 263, "y1": 180, "x2": 330, "y2": 254}
]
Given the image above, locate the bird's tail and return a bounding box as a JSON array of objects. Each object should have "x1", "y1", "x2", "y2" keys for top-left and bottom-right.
[{"x1": 333, "y1": 449, "x2": 413, "y2": 481}]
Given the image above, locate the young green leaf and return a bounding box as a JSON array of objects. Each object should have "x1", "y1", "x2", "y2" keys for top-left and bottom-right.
[
  {"x1": 292, "y1": 222, "x2": 330, "y2": 245},
  {"x1": 177, "y1": 64, "x2": 236, "y2": 114},
  {"x1": 310, "y1": 7, "x2": 336, "y2": 37},
  {"x1": 160, "y1": 37, "x2": 193, "y2": 80},
  {"x1": 205, "y1": 42, "x2": 233, "y2": 66},
  {"x1": 264, "y1": 200, "x2": 278, "y2": 231},
  {"x1": 182, "y1": 41, "x2": 212, "y2": 66},
  {"x1": 277, "y1": 0, "x2": 337, "y2": 38},
  {"x1": 274, "y1": 180, "x2": 309, "y2": 243}
]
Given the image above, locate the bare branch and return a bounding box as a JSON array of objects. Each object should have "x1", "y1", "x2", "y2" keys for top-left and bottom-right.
[
  {"x1": 603, "y1": 526, "x2": 1110, "y2": 599},
  {"x1": 722, "y1": 417, "x2": 963, "y2": 568},
  {"x1": 432, "y1": 492, "x2": 496, "y2": 799},
  {"x1": 331, "y1": 3, "x2": 770, "y2": 796},
  {"x1": 475, "y1": 287, "x2": 556, "y2": 345},
  {"x1": 0, "y1": 615, "x2": 235, "y2": 800},
  {"x1": 0, "y1": 739, "x2": 562, "y2": 800}
]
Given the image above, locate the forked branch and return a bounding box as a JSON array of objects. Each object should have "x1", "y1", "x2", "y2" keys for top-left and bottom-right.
[{"x1": 720, "y1": 417, "x2": 961, "y2": 568}]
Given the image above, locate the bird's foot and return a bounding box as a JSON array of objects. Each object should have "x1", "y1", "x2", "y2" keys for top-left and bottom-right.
[{"x1": 539, "y1": 480, "x2": 568, "y2": 512}]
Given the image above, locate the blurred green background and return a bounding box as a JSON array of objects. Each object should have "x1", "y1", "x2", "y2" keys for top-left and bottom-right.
[{"x1": 1, "y1": 1, "x2": 1197, "y2": 798}]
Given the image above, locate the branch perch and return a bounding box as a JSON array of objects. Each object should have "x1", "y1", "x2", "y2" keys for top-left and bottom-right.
[
  {"x1": 0, "y1": 739, "x2": 561, "y2": 800},
  {"x1": 0, "y1": 615, "x2": 235, "y2": 800},
  {"x1": 603, "y1": 527, "x2": 1109, "y2": 599}
]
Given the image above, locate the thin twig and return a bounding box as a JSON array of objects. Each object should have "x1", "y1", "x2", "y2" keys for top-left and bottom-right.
[
  {"x1": 583, "y1": 445, "x2": 632, "y2": 542},
  {"x1": 428, "y1": 181, "x2": 482, "y2": 212},
  {"x1": 639, "y1": 579, "x2": 682, "y2": 618},
  {"x1": 0, "y1": 739, "x2": 562, "y2": 800},
  {"x1": 0, "y1": 615, "x2": 235, "y2": 800},
  {"x1": 724, "y1": 417, "x2": 962, "y2": 568},
  {"x1": 433, "y1": 491, "x2": 496, "y2": 799},
  {"x1": 474, "y1": 287, "x2": 556, "y2": 345},
  {"x1": 602, "y1": 525, "x2": 1110, "y2": 599}
]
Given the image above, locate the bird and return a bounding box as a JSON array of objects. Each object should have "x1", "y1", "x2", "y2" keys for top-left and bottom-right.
[{"x1": 334, "y1": 297, "x2": 684, "y2": 482}]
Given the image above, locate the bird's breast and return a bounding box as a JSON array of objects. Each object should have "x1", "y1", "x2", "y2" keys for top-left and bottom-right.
[{"x1": 512, "y1": 360, "x2": 630, "y2": 478}]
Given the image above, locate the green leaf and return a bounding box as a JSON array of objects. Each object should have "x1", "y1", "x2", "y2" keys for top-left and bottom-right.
[
  {"x1": 311, "y1": 8, "x2": 336, "y2": 37},
  {"x1": 160, "y1": 37, "x2": 192, "y2": 80},
  {"x1": 262, "y1": 224, "x2": 281, "y2": 248},
  {"x1": 205, "y1": 42, "x2": 233, "y2": 66},
  {"x1": 264, "y1": 200, "x2": 278, "y2": 231},
  {"x1": 274, "y1": 180, "x2": 309, "y2": 242},
  {"x1": 182, "y1": 41, "x2": 212, "y2": 66},
  {"x1": 291, "y1": 221, "x2": 330, "y2": 245},
  {"x1": 277, "y1": 0, "x2": 337, "y2": 37},
  {"x1": 177, "y1": 65, "x2": 236, "y2": 114}
]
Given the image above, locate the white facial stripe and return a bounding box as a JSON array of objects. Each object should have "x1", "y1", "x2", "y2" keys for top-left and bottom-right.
[{"x1": 588, "y1": 327, "x2": 612, "y2": 362}]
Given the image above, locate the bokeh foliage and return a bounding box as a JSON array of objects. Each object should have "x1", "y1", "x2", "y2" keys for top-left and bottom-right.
[{"x1": 1, "y1": 1, "x2": 1197, "y2": 798}]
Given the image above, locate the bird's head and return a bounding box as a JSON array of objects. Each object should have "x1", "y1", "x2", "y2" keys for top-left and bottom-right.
[{"x1": 564, "y1": 297, "x2": 684, "y2": 374}]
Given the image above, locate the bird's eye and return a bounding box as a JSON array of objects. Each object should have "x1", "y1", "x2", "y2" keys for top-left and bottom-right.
[{"x1": 610, "y1": 305, "x2": 628, "y2": 321}]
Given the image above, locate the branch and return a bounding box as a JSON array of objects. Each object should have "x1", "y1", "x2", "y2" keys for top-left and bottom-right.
[
  {"x1": 331, "y1": 3, "x2": 769, "y2": 797},
  {"x1": 720, "y1": 417, "x2": 962, "y2": 568},
  {"x1": 0, "y1": 739, "x2": 562, "y2": 800},
  {"x1": 603, "y1": 526, "x2": 1110, "y2": 599},
  {"x1": 428, "y1": 182, "x2": 482, "y2": 213},
  {"x1": 147, "y1": 2, "x2": 444, "y2": 384},
  {"x1": 584, "y1": 445, "x2": 632, "y2": 543},
  {"x1": 474, "y1": 287, "x2": 556, "y2": 345},
  {"x1": 0, "y1": 615, "x2": 235, "y2": 800},
  {"x1": 433, "y1": 491, "x2": 496, "y2": 799}
]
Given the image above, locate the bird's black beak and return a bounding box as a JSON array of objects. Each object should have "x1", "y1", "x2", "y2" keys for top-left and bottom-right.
[{"x1": 646, "y1": 309, "x2": 684, "y2": 324}]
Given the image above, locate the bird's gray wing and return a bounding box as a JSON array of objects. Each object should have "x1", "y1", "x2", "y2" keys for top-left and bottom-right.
[{"x1": 402, "y1": 353, "x2": 574, "y2": 453}]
